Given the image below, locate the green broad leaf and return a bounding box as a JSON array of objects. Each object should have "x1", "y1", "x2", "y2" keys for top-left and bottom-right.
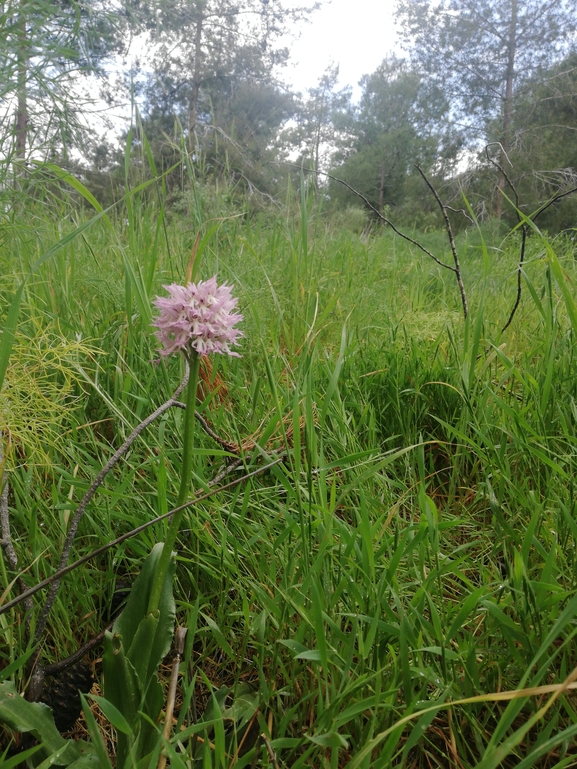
[
  {"x1": 87, "y1": 693, "x2": 132, "y2": 735},
  {"x1": 34, "y1": 744, "x2": 77, "y2": 769},
  {"x1": 0, "y1": 681, "x2": 80, "y2": 763},
  {"x1": 295, "y1": 649, "x2": 323, "y2": 661},
  {"x1": 130, "y1": 679, "x2": 165, "y2": 766},
  {"x1": 278, "y1": 639, "x2": 309, "y2": 655},
  {"x1": 113, "y1": 543, "x2": 176, "y2": 665},
  {"x1": 102, "y1": 631, "x2": 141, "y2": 728},
  {"x1": 306, "y1": 731, "x2": 349, "y2": 749},
  {"x1": 0, "y1": 685, "x2": 93, "y2": 766},
  {"x1": 0, "y1": 645, "x2": 38, "y2": 683},
  {"x1": 126, "y1": 613, "x2": 167, "y2": 696},
  {"x1": 267, "y1": 738, "x2": 302, "y2": 749},
  {"x1": 102, "y1": 634, "x2": 141, "y2": 769},
  {"x1": 222, "y1": 684, "x2": 259, "y2": 727},
  {"x1": 65, "y1": 755, "x2": 101, "y2": 769}
]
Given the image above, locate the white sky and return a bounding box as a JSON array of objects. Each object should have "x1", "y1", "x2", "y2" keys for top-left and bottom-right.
[{"x1": 284, "y1": 0, "x2": 400, "y2": 97}]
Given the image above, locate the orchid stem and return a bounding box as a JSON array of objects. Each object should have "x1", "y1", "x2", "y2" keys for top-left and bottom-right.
[{"x1": 147, "y1": 351, "x2": 201, "y2": 616}]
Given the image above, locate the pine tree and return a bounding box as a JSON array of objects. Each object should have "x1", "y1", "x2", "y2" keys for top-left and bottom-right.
[
  {"x1": 396, "y1": 0, "x2": 577, "y2": 217},
  {"x1": 0, "y1": 0, "x2": 127, "y2": 176},
  {"x1": 141, "y1": 0, "x2": 319, "y2": 152},
  {"x1": 330, "y1": 57, "x2": 451, "y2": 218}
]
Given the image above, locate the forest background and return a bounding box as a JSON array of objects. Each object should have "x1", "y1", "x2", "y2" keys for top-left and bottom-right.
[
  {"x1": 3, "y1": 1, "x2": 577, "y2": 768},
  {"x1": 3, "y1": 0, "x2": 577, "y2": 230}
]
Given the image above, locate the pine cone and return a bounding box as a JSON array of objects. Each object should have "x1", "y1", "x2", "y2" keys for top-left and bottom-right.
[{"x1": 40, "y1": 661, "x2": 93, "y2": 732}]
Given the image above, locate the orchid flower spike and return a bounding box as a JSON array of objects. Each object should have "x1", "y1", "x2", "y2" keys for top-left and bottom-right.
[{"x1": 153, "y1": 276, "x2": 243, "y2": 358}]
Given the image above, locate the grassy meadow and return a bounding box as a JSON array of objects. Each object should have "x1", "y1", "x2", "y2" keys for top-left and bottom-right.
[{"x1": 2, "y1": 169, "x2": 577, "y2": 768}]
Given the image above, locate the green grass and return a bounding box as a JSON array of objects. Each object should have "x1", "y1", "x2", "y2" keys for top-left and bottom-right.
[{"x1": 2, "y1": 171, "x2": 577, "y2": 768}]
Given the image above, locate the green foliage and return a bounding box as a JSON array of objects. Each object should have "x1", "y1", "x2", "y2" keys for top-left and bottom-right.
[
  {"x1": 103, "y1": 543, "x2": 176, "y2": 768},
  {"x1": 489, "y1": 52, "x2": 577, "y2": 233},
  {"x1": 0, "y1": 0, "x2": 127, "y2": 166},
  {"x1": 329, "y1": 57, "x2": 452, "y2": 219},
  {"x1": 396, "y1": 0, "x2": 577, "y2": 134},
  {"x1": 2, "y1": 162, "x2": 577, "y2": 767},
  {"x1": 0, "y1": 681, "x2": 97, "y2": 766},
  {"x1": 397, "y1": 0, "x2": 577, "y2": 224},
  {"x1": 131, "y1": 0, "x2": 317, "y2": 205},
  {"x1": 288, "y1": 63, "x2": 351, "y2": 179}
]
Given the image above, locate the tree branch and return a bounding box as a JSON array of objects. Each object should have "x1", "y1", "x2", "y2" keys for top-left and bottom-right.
[
  {"x1": 295, "y1": 165, "x2": 458, "y2": 273},
  {"x1": 485, "y1": 143, "x2": 527, "y2": 333},
  {"x1": 33, "y1": 365, "x2": 191, "y2": 645},
  {"x1": 283, "y1": 163, "x2": 471, "y2": 319},
  {"x1": 485, "y1": 144, "x2": 577, "y2": 332},
  {"x1": 0, "y1": 432, "x2": 34, "y2": 633},
  {"x1": 0, "y1": 457, "x2": 284, "y2": 618},
  {"x1": 415, "y1": 164, "x2": 468, "y2": 319},
  {"x1": 531, "y1": 185, "x2": 577, "y2": 222}
]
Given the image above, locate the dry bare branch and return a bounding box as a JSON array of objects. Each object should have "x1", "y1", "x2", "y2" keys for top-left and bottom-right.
[
  {"x1": 0, "y1": 457, "x2": 284, "y2": 617},
  {"x1": 485, "y1": 143, "x2": 527, "y2": 333},
  {"x1": 415, "y1": 165, "x2": 468, "y2": 319},
  {"x1": 33, "y1": 366, "x2": 191, "y2": 645}
]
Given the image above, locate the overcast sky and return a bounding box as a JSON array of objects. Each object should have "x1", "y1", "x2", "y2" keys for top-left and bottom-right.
[{"x1": 284, "y1": 0, "x2": 400, "y2": 97}]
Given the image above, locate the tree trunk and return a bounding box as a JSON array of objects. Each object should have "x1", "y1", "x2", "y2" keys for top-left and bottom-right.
[
  {"x1": 312, "y1": 117, "x2": 322, "y2": 192},
  {"x1": 15, "y1": 0, "x2": 28, "y2": 183},
  {"x1": 495, "y1": 0, "x2": 518, "y2": 219},
  {"x1": 188, "y1": 5, "x2": 204, "y2": 153},
  {"x1": 312, "y1": 84, "x2": 328, "y2": 193},
  {"x1": 378, "y1": 166, "x2": 385, "y2": 216}
]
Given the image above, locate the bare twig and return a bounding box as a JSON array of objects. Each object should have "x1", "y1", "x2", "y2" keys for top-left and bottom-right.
[
  {"x1": 0, "y1": 432, "x2": 34, "y2": 630},
  {"x1": 445, "y1": 205, "x2": 474, "y2": 225},
  {"x1": 0, "y1": 457, "x2": 284, "y2": 616},
  {"x1": 0, "y1": 475, "x2": 18, "y2": 574},
  {"x1": 45, "y1": 622, "x2": 113, "y2": 677},
  {"x1": 33, "y1": 367, "x2": 191, "y2": 645},
  {"x1": 191, "y1": 407, "x2": 239, "y2": 453},
  {"x1": 531, "y1": 185, "x2": 577, "y2": 222},
  {"x1": 287, "y1": 163, "x2": 457, "y2": 272},
  {"x1": 415, "y1": 164, "x2": 468, "y2": 319},
  {"x1": 261, "y1": 733, "x2": 281, "y2": 769},
  {"x1": 283, "y1": 162, "x2": 473, "y2": 319},
  {"x1": 158, "y1": 626, "x2": 188, "y2": 769},
  {"x1": 486, "y1": 144, "x2": 577, "y2": 332},
  {"x1": 485, "y1": 143, "x2": 527, "y2": 332}
]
